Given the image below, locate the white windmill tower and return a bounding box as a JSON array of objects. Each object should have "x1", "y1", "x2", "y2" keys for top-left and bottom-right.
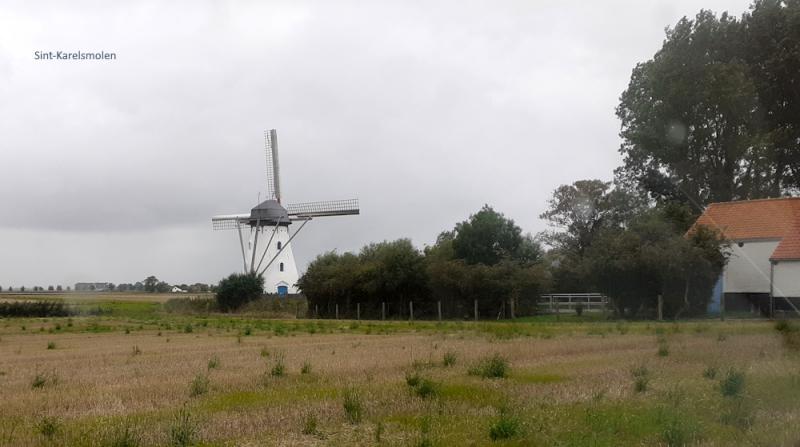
[{"x1": 211, "y1": 129, "x2": 359, "y2": 295}]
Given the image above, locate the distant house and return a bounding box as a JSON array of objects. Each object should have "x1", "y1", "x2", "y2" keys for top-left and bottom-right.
[
  {"x1": 171, "y1": 286, "x2": 187, "y2": 293},
  {"x1": 74, "y1": 282, "x2": 111, "y2": 292},
  {"x1": 691, "y1": 197, "x2": 800, "y2": 316}
]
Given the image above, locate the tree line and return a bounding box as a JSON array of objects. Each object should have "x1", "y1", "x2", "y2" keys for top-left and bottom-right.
[{"x1": 298, "y1": 206, "x2": 548, "y2": 319}]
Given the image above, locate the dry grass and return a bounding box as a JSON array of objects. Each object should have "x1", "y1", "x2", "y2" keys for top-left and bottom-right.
[{"x1": 0, "y1": 316, "x2": 797, "y2": 445}]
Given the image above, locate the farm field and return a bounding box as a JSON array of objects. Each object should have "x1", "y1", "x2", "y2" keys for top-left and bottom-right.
[{"x1": 0, "y1": 295, "x2": 798, "y2": 446}]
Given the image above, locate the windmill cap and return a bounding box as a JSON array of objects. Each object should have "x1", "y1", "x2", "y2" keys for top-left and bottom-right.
[{"x1": 249, "y1": 199, "x2": 290, "y2": 226}]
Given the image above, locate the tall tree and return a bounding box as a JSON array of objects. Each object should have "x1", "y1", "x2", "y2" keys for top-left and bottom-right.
[
  {"x1": 617, "y1": 10, "x2": 763, "y2": 208},
  {"x1": 452, "y1": 205, "x2": 535, "y2": 265}
]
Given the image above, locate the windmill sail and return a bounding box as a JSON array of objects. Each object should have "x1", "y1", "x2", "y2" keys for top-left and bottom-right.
[
  {"x1": 211, "y1": 214, "x2": 250, "y2": 230},
  {"x1": 286, "y1": 199, "x2": 360, "y2": 218},
  {"x1": 264, "y1": 129, "x2": 281, "y2": 202}
]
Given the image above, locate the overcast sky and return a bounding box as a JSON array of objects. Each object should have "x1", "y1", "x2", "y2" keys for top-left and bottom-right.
[{"x1": 0, "y1": 0, "x2": 752, "y2": 287}]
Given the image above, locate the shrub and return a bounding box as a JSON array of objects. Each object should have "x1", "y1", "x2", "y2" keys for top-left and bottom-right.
[
  {"x1": 719, "y1": 368, "x2": 745, "y2": 398},
  {"x1": 469, "y1": 354, "x2": 509, "y2": 379},
  {"x1": 216, "y1": 272, "x2": 264, "y2": 311},
  {"x1": 631, "y1": 365, "x2": 649, "y2": 393},
  {"x1": 183, "y1": 324, "x2": 193, "y2": 334},
  {"x1": 443, "y1": 351, "x2": 457, "y2": 367},
  {"x1": 489, "y1": 407, "x2": 521, "y2": 440},
  {"x1": 168, "y1": 407, "x2": 196, "y2": 447},
  {"x1": 189, "y1": 373, "x2": 210, "y2": 397},
  {"x1": 342, "y1": 388, "x2": 364, "y2": 424},
  {"x1": 37, "y1": 416, "x2": 61, "y2": 439}
]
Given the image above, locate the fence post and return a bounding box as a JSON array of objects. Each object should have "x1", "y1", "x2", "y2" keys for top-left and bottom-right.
[
  {"x1": 509, "y1": 298, "x2": 515, "y2": 320},
  {"x1": 381, "y1": 302, "x2": 386, "y2": 321},
  {"x1": 409, "y1": 301, "x2": 414, "y2": 322},
  {"x1": 315, "y1": 304, "x2": 318, "y2": 319},
  {"x1": 357, "y1": 303, "x2": 360, "y2": 321},
  {"x1": 335, "y1": 303, "x2": 339, "y2": 320},
  {"x1": 295, "y1": 302, "x2": 299, "y2": 319},
  {"x1": 657, "y1": 295, "x2": 663, "y2": 321},
  {"x1": 474, "y1": 299, "x2": 478, "y2": 321},
  {"x1": 437, "y1": 301, "x2": 442, "y2": 321}
]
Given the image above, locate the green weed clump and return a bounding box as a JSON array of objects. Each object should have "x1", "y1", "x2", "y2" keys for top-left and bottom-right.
[
  {"x1": 168, "y1": 407, "x2": 196, "y2": 447},
  {"x1": 189, "y1": 373, "x2": 210, "y2": 397},
  {"x1": 489, "y1": 407, "x2": 521, "y2": 441},
  {"x1": 631, "y1": 365, "x2": 649, "y2": 393},
  {"x1": 342, "y1": 388, "x2": 364, "y2": 424},
  {"x1": 131, "y1": 345, "x2": 142, "y2": 356},
  {"x1": 301, "y1": 412, "x2": 320, "y2": 436},
  {"x1": 31, "y1": 370, "x2": 58, "y2": 389},
  {"x1": 702, "y1": 365, "x2": 718, "y2": 380},
  {"x1": 107, "y1": 422, "x2": 141, "y2": 447},
  {"x1": 469, "y1": 354, "x2": 509, "y2": 379},
  {"x1": 183, "y1": 324, "x2": 193, "y2": 334},
  {"x1": 443, "y1": 351, "x2": 457, "y2": 367},
  {"x1": 46, "y1": 341, "x2": 56, "y2": 350},
  {"x1": 719, "y1": 368, "x2": 745, "y2": 398},
  {"x1": 207, "y1": 355, "x2": 220, "y2": 370},
  {"x1": 300, "y1": 360, "x2": 312, "y2": 375},
  {"x1": 406, "y1": 373, "x2": 440, "y2": 399},
  {"x1": 270, "y1": 353, "x2": 286, "y2": 377},
  {"x1": 37, "y1": 415, "x2": 61, "y2": 439}
]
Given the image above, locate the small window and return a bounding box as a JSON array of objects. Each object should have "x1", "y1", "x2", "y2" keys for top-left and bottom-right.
[
  {"x1": 277, "y1": 241, "x2": 282, "y2": 250},
  {"x1": 280, "y1": 262, "x2": 284, "y2": 272}
]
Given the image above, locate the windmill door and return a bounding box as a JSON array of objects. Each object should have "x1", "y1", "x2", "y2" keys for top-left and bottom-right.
[{"x1": 277, "y1": 285, "x2": 288, "y2": 296}]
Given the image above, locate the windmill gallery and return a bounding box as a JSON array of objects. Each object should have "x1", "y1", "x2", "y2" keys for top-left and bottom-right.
[{"x1": 211, "y1": 130, "x2": 360, "y2": 295}]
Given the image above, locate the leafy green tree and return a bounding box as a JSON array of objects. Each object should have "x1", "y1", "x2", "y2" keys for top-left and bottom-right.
[
  {"x1": 583, "y1": 208, "x2": 728, "y2": 318},
  {"x1": 617, "y1": 9, "x2": 767, "y2": 207},
  {"x1": 452, "y1": 205, "x2": 538, "y2": 265},
  {"x1": 143, "y1": 276, "x2": 158, "y2": 293},
  {"x1": 216, "y1": 272, "x2": 264, "y2": 311}
]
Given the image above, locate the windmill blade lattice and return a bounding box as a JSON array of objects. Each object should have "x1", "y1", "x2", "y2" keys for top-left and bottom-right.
[
  {"x1": 264, "y1": 129, "x2": 281, "y2": 201},
  {"x1": 285, "y1": 199, "x2": 360, "y2": 218}
]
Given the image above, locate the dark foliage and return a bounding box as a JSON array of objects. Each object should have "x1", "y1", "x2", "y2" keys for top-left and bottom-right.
[
  {"x1": 215, "y1": 272, "x2": 264, "y2": 311},
  {"x1": 0, "y1": 300, "x2": 71, "y2": 317}
]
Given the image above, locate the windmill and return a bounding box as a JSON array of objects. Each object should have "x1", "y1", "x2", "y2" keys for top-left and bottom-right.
[{"x1": 211, "y1": 129, "x2": 359, "y2": 295}]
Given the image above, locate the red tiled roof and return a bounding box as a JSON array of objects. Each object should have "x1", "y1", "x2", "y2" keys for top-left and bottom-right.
[{"x1": 691, "y1": 197, "x2": 800, "y2": 261}]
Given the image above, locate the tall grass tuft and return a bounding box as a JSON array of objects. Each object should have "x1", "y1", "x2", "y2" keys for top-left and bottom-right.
[
  {"x1": 300, "y1": 360, "x2": 312, "y2": 375},
  {"x1": 342, "y1": 387, "x2": 364, "y2": 424},
  {"x1": 631, "y1": 365, "x2": 649, "y2": 393},
  {"x1": 443, "y1": 351, "x2": 457, "y2": 367},
  {"x1": 107, "y1": 421, "x2": 141, "y2": 447},
  {"x1": 270, "y1": 353, "x2": 286, "y2": 377},
  {"x1": 489, "y1": 407, "x2": 521, "y2": 441},
  {"x1": 168, "y1": 406, "x2": 196, "y2": 447},
  {"x1": 207, "y1": 355, "x2": 220, "y2": 370},
  {"x1": 301, "y1": 412, "x2": 320, "y2": 436},
  {"x1": 468, "y1": 354, "x2": 509, "y2": 379},
  {"x1": 719, "y1": 368, "x2": 745, "y2": 398},
  {"x1": 37, "y1": 416, "x2": 61, "y2": 439},
  {"x1": 189, "y1": 373, "x2": 210, "y2": 397},
  {"x1": 46, "y1": 341, "x2": 56, "y2": 350}
]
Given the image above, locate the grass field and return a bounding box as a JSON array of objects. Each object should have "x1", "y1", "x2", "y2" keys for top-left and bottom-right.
[{"x1": 0, "y1": 294, "x2": 798, "y2": 446}]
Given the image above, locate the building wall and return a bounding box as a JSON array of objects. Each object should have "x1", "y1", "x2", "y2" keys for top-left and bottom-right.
[
  {"x1": 773, "y1": 260, "x2": 800, "y2": 298},
  {"x1": 246, "y1": 225, "x2": 300, "y2": 294},
  {"x1": 723, "y1": 240, "x2": 779, "y2": 294}
]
